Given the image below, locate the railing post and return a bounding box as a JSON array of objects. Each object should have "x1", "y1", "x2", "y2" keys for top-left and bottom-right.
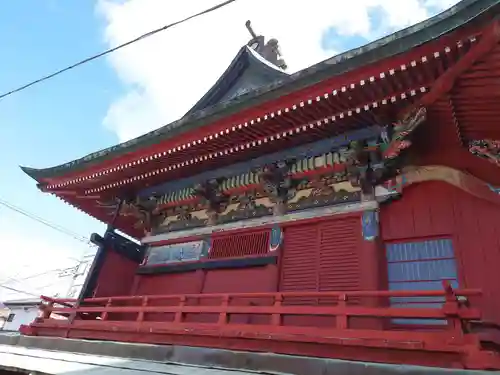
[
  {"x1": 218, "y1": 295, "x2": 230, "y2": 325},
  {"x1": 272, "y1": 294, "x2": 283, "y2": 326},
  {"x1": 41, "y1": 301, "x2": 54, "y2": 320},
  {"x1": 336, "y1": 294, "x2": 348, "y2": 329},
  {"x1": 101, "y1": 298, "x2": 112, "y2": 321},
  {"x1": 174, "y1": 296, "x2": 186, "y2": 324},
  {"x1": 138, "y1": 296, "x2": 148, "y2": 322},
  {"x1": 442, "y1": 281, "x2": 464, "y2": 339}
]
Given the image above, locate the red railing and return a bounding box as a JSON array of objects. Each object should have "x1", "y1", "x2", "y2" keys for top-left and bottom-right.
[{"x1": 23, "y1": 283, "x2": 500, "y2": 370}]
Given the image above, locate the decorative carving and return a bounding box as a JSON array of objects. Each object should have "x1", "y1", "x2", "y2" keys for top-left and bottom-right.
[
  {"x1": 160, "y1": 213, "x2": 206, "y2": 233},
  {"x1": 193, "y1": 179, "x2": 228, "y2": 226},
  {"x1": 344, "y1": 140, "x2": 384, "y2": 197},
  {"x1": 382, "y1": 106, "x2": 427, "y2": 160},
  {"x1": 361, "y1": 210, "x2": 379, "y2": 241},
  {"x1": 311, "y1": 181, "x2": 336, "y2": 197},
  {"x1": 469, "y1": 139, "x2": 500, "y2": 165},
  {"x1": 258, "y1": 161, "x2": 297, "y2": 215},
  {"x1": 144, "y1": 131, "x2": 433, "y2": 234},
  {"x1": 97, "y1": 196, "x2": 164, "y2": 233},
  {"x1": 218, "y1": 194, "x2": 273, "y2": 224},
  {"x1": 269, "y1": 225, "x2": 283, "y2": 252},
  {"x1": 288, "y1": 180, "x2": 361, "y2": 212},
  {"x1": 120, "y1": 196, "x2": 163, "y2": 233}
]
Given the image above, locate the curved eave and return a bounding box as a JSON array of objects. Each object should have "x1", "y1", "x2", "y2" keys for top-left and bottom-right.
[
  {"x1": 21, "y1": 0, "x2": 500, "y2": 181},
  {"x1": 20, "y1": 166, "x2": 46, "y2": 183}
]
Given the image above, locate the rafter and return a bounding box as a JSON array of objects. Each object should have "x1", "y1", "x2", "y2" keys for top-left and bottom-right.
[{"x1": 406, "y1": 19, "x2": 500, "y2": 114}]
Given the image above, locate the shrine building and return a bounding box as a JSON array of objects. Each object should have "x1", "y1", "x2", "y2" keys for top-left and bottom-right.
[{"x1": 16, "y1": 0, "x2": 500, "y2": 371}]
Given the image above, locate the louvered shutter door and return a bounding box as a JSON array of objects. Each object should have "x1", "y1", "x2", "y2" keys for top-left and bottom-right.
[
  {"x1": 280, "y1": 217, "x2": 361, "y2": 301},
  {"x1": 319, "y1": 217, "x2": 361, "y2": 292},
  {"x1": 280, "y1": 224, "x2": 319, "y2": 293}
]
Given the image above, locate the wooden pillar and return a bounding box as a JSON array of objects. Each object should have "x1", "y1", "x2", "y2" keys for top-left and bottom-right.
[{"x1": 360, "y1": 208, "x2": 384, "y2": 329}]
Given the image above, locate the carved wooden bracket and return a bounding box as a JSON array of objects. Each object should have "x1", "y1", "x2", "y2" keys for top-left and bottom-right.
[
  {"x1": 258, "y1": 161, "x2": 296, "y2": 215},
  {"x1": 344, "y1": 141, "x2": 384, "y2": 198},
  {"x1": 469, "y1": 139, "x2": 500, "y2": 166},
  {"x1": 383, "y1": 106, "x2": 427, "y2": 160},
  {"x1": 120, "y1": 196, "x2": 163, "y2": 234},
  {"x1": 193, "y1": 178, "x2": 228, "y2": 225}
]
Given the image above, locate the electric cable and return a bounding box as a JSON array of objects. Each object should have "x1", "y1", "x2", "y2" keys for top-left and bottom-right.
[
  {"x1": 0, "y1": 260, "x2": 93, "y2": 298},
  {"x1": 0, "y1": 285, "x2": 40, "y2": 298},
  {"x1": 0, "y1": 0, "x2": 238, "y2": 101},
  {"x1": 0, "y1": 198, "x2": 97, "y2": 297},
  {"x1": 0, "y1": 198, "x2": 94, "y2": 247},
  {"x1": 0, "y1": 267, "x2": 67, "y2": 287}
]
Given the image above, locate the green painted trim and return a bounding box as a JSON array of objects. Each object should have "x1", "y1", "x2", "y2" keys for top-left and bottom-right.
[{"x1": 156, "y1": 149, "x2": 351, "y2": 206}]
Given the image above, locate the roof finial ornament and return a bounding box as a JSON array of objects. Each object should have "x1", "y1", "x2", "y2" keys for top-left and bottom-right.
[
  {"x1": 245, "y1": 20, "x2": 257, "y2": 39},
  {"x1": 244, "y1": 20, "x2": 287, "y2": 70}
]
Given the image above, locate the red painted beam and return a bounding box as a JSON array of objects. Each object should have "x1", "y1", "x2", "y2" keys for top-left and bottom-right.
[{"x1": 406, "y1": 20, "x2": 500, "y2": 114}]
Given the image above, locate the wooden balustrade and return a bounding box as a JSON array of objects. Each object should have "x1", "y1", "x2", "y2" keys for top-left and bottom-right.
[
  {"x1": 20, "y1": 284, "x2": 500, "y2": 370},
  {"x1": 37, "y1": 284, "x2": 483, "y2": 328}
]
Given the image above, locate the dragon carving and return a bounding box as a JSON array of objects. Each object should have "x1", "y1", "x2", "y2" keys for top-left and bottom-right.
[
  {"x1": 469, "y1": 139, "x2": 500, "y2": 166},
  {"x1": 383, "y1": 106, "x2": 427, "y2": 160}
]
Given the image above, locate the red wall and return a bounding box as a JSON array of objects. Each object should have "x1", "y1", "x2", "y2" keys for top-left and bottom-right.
[
  {"x1": 93, "y1": 249, "x2": 139, "y2": 298},
  {"x1": 380, "y1": 181, "x2": 500, "y2": 323},
  {"x1": 133, "y1": 265, "x2": 277, "y2": 296}
]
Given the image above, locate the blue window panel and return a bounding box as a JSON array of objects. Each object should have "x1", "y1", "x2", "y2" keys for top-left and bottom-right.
[
  {"x1": 386, "y1": 239, "x2": 454, "y2": 262},
  {"x1": 385, "y1": 239, "x2": 459, "y2": 325},
  {"x1": 388, "y1": 259, "x2": 458, "y2": 282}
]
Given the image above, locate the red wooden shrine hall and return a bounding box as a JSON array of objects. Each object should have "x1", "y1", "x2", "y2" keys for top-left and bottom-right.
[{"x1": 19, "y1": 0, "x2": 500, "y2": 371}]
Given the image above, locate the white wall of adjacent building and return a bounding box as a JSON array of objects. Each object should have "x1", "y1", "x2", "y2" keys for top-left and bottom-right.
[{"x1": 2, "y1": 306, "x2": 38, "y2": 331}]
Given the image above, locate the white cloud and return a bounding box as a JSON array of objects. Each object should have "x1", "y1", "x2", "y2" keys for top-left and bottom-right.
[
  {"x1": 0, "y1": 212, "x2": 94, "y2": 301},
  {"x1": 97, "y1": 0, "x2": 459, "y2": 142}
]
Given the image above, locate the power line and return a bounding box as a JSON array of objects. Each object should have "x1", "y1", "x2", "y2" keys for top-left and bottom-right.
[
  {"x1": 0, "y1": 198, "x2": 94, "y2": 247},
  {"x1": 0, "y1": 0, "x2": 237, "y2": 101},
  {"x1": 0, "y1": 254, "x2": 95, "y2": 299},
  {"x1": 0, "y1": 285, "x2": 40, "y2": 298},
  {"x1": 0, "y1": 267, "x2": 67, "y2": 287}
]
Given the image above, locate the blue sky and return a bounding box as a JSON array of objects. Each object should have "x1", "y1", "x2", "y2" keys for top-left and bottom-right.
[
  {"x1": 0, "y1": 0, "x2": 457, "y2": 299},
  {"x1": 0, "y1": 0, "x2": 115, "y2": 299}
]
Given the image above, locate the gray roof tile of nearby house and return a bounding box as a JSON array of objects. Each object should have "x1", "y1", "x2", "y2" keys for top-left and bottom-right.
[{"x1": 2, "y1": 299, "x2": 41, "y2": 307}]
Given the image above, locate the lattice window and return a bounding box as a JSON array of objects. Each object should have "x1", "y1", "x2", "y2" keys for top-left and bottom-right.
[
  {"x1": 209, "y1": 231, "x2": 270, "y2": 259},
  {"x1": 386, "y1": 238, "x2": 459, "y2": 325}
]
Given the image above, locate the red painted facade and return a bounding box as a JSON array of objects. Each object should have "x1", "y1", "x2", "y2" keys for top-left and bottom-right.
[
  {"x1": 21, "y1": 3, "x2": 500, "y2": 370},
  {"x1": 93, "y1": 248, "x2": 139, "y2": 298},
  {"x1": 380, "y1": 181, "x2": 500, "y2": 323}
]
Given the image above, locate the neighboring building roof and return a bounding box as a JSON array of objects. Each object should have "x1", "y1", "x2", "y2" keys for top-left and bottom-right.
[
  {"x1": 2, "y1": 299, "x2": 41, "y2": 308},
  {"x1": 20, "y1": 0, "x2": 500, "y2": 182}
]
